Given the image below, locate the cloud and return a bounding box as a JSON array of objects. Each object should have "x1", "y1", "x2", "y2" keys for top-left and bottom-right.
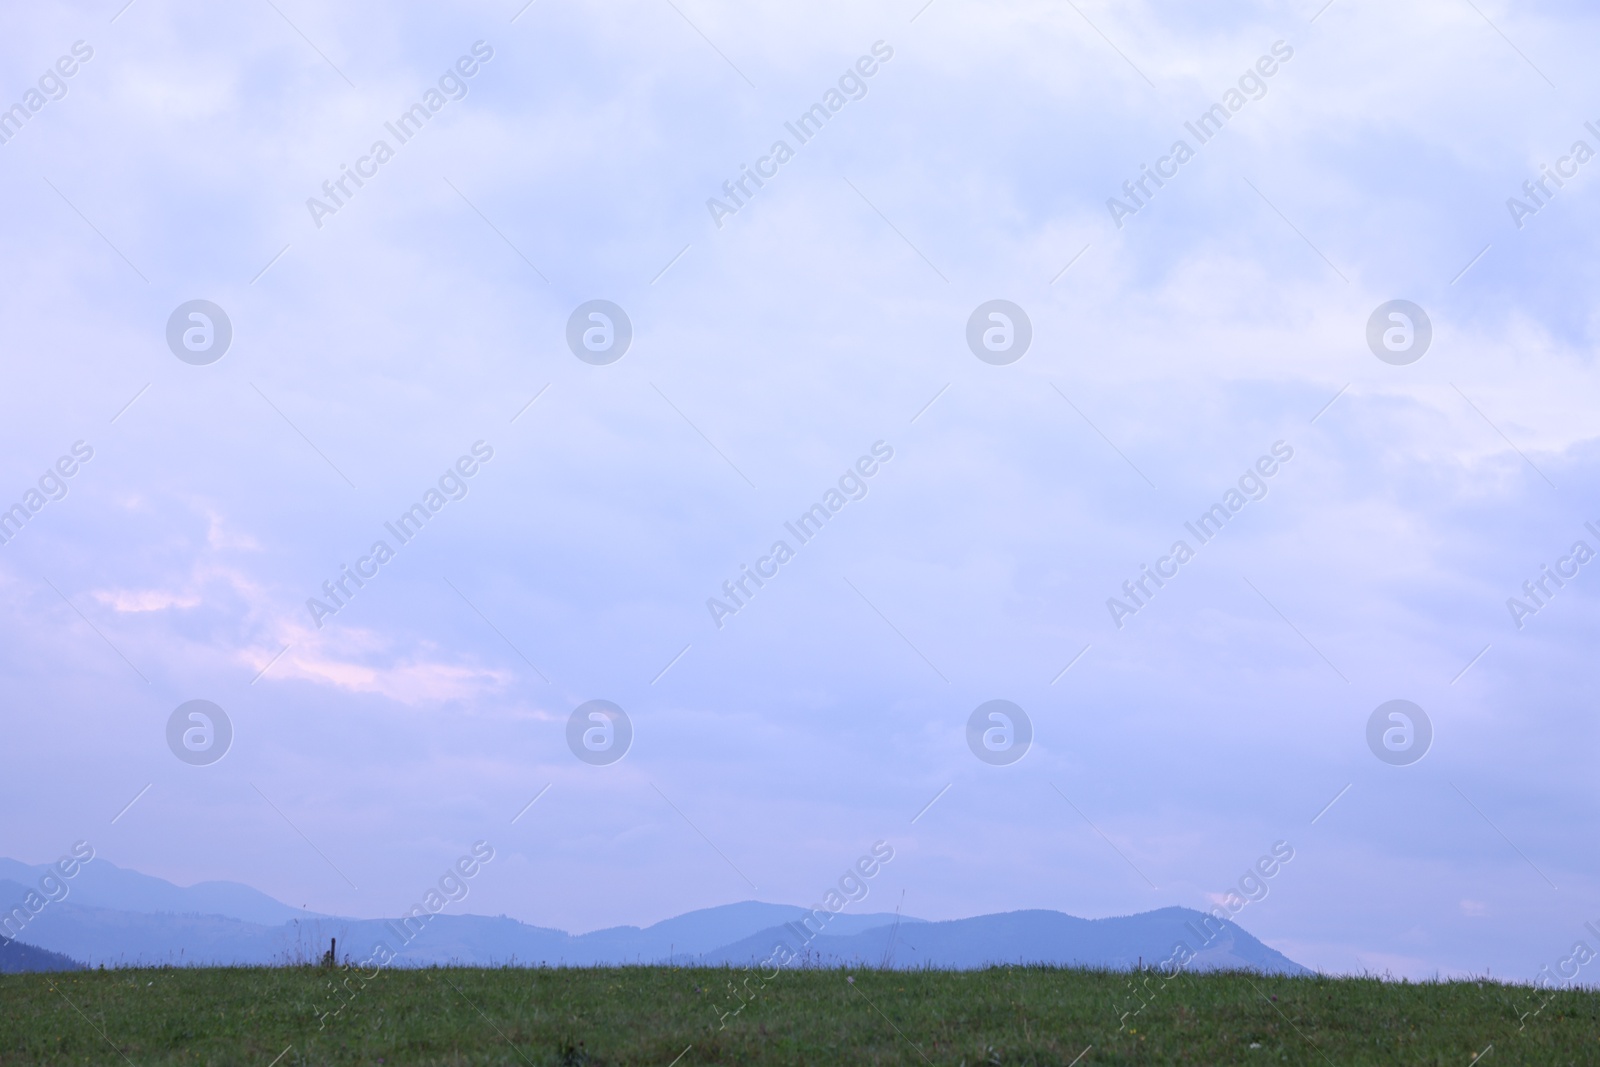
[
  {"x1": 90, "y1": 587, "x2": 201, "y2": 613},
  {"x1": 278, "y1": 647, "x2": 510, "y2": 704},
  {"x1": 0, "y1": 0, "x2": 1595, "y2": 978}
]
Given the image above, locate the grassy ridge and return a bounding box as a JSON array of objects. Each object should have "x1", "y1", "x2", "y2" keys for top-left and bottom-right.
[{"x1": 2, "y1": 965, "x2": 1597, "y2": 1065}]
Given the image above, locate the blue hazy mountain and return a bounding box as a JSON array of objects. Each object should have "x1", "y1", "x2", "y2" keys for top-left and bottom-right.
[
  {"x1": 703, "y1": 907, "x2": 1308, "y2": 974},
  {"x1": 0, "y1": 857, "x2": 305, "y2": 925},
  {"x1": 0, "y1": 934, "x2": 83, "y2": 973},
  {"x1": 1, "y1": 897, "x2": 919, "y2": 969},
  {"x1": 0, "y1": 859, "x2": 1307, "y2": 974}
]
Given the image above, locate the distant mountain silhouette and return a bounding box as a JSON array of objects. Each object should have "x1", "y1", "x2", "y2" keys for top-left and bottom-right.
[
  {"x1": 0, "y1": 895, "x2": 917, "y2": 969},
  {"x1": 705, "y1": 906, "x2": 1307, "y2": 973},
  {"x1": 0, "y1": 858, "x2": 1307, "y2": 974},
  {"x1": 0, "y1": 935, "x2": 83, "y2": 973},
  {"x1": 0, "y1": 857, "x2": 304, "y2": 925}
]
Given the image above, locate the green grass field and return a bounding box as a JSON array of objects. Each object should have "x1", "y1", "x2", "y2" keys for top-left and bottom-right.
[{"x1": 3, "y1": 965, "x2": 1597, "y2": 1065}]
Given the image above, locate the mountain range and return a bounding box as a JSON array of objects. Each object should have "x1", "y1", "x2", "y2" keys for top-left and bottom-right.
[{"x1": 0, "y1": 857, "x2": 1308, "y2": 975}]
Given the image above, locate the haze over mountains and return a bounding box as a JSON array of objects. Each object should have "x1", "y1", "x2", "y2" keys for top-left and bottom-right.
[{"x1": 0, "y1": 857, "x2": 1307, "y2": 974}]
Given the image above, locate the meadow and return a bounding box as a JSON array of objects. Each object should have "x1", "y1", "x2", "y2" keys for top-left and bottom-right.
[{"x1": 3, "y1": 964, "x2": 1597, "y2": 1065}]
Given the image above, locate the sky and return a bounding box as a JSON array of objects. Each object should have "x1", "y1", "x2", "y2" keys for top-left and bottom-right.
[{"x1": 2, "y1": 0, "x2": 1599, "y2": 984}]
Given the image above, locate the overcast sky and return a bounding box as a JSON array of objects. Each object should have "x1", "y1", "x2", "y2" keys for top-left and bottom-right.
[{"x1": 2, "y1": 0, "x2": 1598, "y2": 983}]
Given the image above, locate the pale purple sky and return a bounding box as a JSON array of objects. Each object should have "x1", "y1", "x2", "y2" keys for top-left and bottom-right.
[{"x1": 2, "y1": 0, "x2": 1599, "y2": 982}]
